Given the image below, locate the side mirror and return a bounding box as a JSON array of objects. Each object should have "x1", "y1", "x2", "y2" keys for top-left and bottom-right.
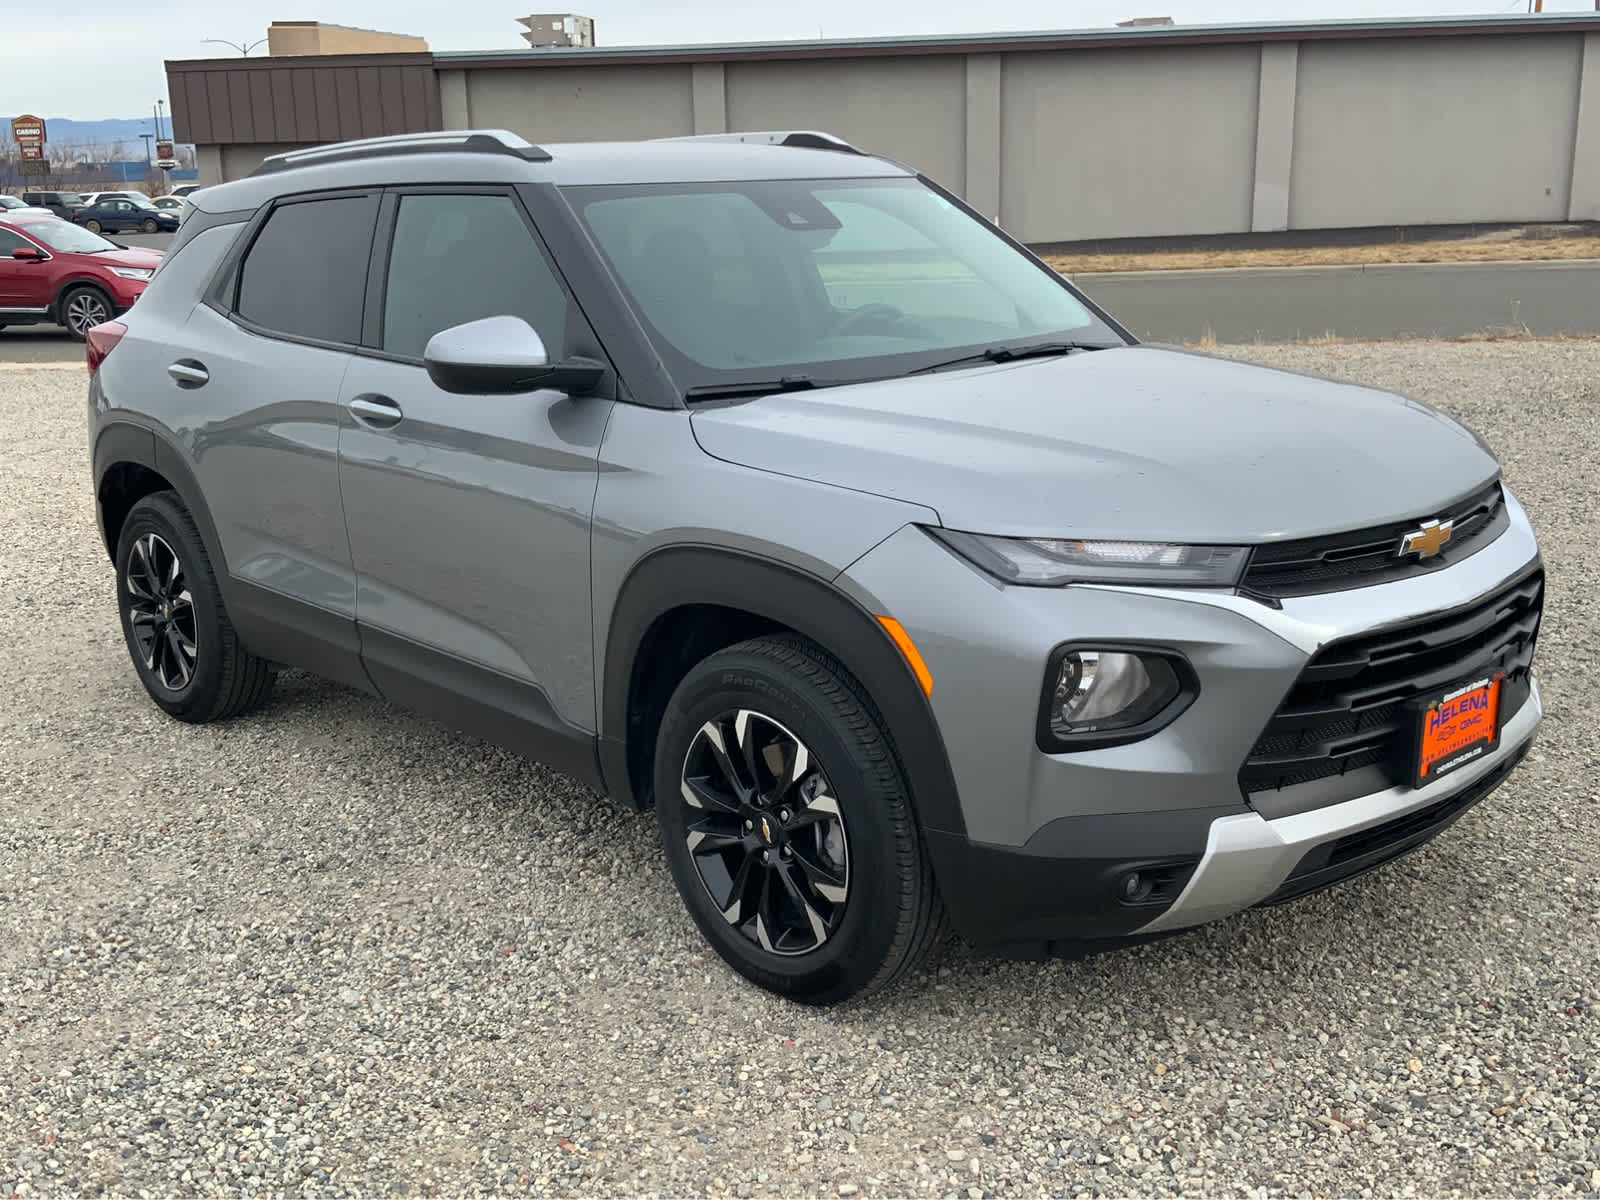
[
  {"x1": 11, "y1": 247, "x2": 43, "y2": 261},
  {"x1": 422, "y1": 314, "x2": 605, "y2": 396}
]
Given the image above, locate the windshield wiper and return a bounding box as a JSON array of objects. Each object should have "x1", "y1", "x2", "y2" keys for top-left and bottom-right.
[
  {"x1": 684, "y1": 375, "x2": 828, "y2": 403},
  {"x1": 908, "y1": 340, "x2": 1115, "y2": 375}
]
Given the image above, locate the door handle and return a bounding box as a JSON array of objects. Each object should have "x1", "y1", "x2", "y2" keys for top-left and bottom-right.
[
  {"x1": 167, "y1": 359, "x2": 209, "y2": 388},
  {"x1": 349, "y1": 393, "x2": 404, "y2": 429}
]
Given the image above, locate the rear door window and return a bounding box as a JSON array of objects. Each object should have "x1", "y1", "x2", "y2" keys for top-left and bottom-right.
[{"x1": 234, "y1": 193, "x2": 379, "y2": 346}]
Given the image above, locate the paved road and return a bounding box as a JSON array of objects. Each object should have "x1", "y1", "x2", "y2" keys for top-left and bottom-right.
[
  {"x1": 1074, "y1": 259, "x2": 1600, "y2": 345},
  {"x1": 4, "y1": 252, "x2": 1597, "y2": 365},
  {"x1": 0, "y1": 233, "x2": 172, "y2": 363}
]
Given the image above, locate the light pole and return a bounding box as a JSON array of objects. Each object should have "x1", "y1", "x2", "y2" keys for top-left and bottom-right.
[
  {"x1": 202, "y1": 37, "x2": 267, "y2": 55},
  {"x1": 140, "y1": 132, "x2": 153, "y2": 163}
]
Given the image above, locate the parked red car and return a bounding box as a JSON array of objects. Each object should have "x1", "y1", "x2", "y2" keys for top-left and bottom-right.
[{"x1": 0, "y1": 215, "x2": 163, "y2": 340}]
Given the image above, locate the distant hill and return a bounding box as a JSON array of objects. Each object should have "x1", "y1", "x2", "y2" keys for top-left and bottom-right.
[{"x1": 3, "y1": 117, "x2": 194, "y2": 151}]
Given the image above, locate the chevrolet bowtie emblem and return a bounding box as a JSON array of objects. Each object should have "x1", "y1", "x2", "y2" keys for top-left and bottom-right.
[{"x1": 1400, "y1": 518, "x2": 1454, "y2": 560}]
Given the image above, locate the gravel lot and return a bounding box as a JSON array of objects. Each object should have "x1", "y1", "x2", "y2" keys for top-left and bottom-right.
[{"x1": 2, "y1": 343, "x2": 1597, "y2": 1198}]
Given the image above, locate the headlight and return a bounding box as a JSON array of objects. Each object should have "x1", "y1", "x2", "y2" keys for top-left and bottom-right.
[
  {"x1": 1038, "y1": 646, "x2": 1196, "y2": 751},
  {"x1": 928, "y1": 528, "x2": 1248, "y2": 587},
  {"x1": 110, "y1": 267, "x2": 153, "y2": 280}
]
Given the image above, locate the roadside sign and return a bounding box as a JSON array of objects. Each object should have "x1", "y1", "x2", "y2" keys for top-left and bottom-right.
[
  {"x1": 18, "y1": 144, "x2": 44, "y2": 160},
  {"x1": 11, "y1": 115, "x2": 45, "y2": 145},
  {"x1": 17, "y1": 159, "x2": 48, "y2": 177},
  {"x1": 156, "y1": 139, "x2": 174, "y2": 160}
]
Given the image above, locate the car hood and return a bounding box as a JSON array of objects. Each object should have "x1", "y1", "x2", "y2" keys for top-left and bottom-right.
[
  {"x1": 688, "y1": 346, "x2": 1500, "y2": 542},
  {"x1": 95, "y1": 247, "x2": 164, "y2": 269}
]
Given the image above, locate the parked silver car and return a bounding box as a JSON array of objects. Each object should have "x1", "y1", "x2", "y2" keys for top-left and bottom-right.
[{"x1": 85, "y1": 130, "x2": 1543, "y2": 1003}]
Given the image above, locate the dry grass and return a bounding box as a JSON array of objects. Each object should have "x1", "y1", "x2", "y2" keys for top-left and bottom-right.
[
  {"x1": 1045, "y1": 236, "x2": 1600, "y2": 274},
  {"x1": 1181, "y1": 327, "x2": 1600, "y2": 350}
]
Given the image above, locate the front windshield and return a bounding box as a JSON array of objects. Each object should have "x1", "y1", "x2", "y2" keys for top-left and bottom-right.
[
  {"x1": 0, "y1": 196, "x2": 22, "y2": 209},
  {"x1": 568, "y1": 177, "x2": 1123, "y2": 389},
  {"x1": 22, "y1": 220, "x2": 117, "y2": 253}
]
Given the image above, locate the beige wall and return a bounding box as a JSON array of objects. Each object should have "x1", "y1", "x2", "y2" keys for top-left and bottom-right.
[
  {"x1": 267, "y1": 23, "x2": 428, "y2": 57},
  {"x1": 1290, "y1": 36, "x2": 1583, "y2": 228},
  {"x1": 196, "y1": 25, "x2": 1600, "y2": 241},
  {"x1": 463, "y1": 65, "x2": 695, "y2": 142},
  {"x1": 219, "y1": 143, "x2": 302, "y2": 181},
  {"x1": 1001, "y1": 45, "x2": 1261, "y2": 242},
  {"x1": 725, "y1": 57, "x2": 966, "y2": 189}
]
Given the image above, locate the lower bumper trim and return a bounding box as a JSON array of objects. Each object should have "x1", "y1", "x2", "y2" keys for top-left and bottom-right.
[
  {"x1": 1136, "y1": 677, "x2": 1541, "y2": 935},
  {"x1": 1259, "y1": 741, "x2": 1528, "y2": 906}
]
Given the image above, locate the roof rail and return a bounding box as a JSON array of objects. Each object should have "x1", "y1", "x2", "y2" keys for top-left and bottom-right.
[
  {"x1": 251, "y1": 130, "x2": 553, "y2": 177},
  {"x1": 652, "y1": 130, "x2": 864, "y2": 155}
]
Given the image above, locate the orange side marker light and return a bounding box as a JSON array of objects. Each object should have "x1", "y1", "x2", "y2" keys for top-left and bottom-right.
[{"x1": 876, "y1": 616, "x2": 934, "y2": 696}]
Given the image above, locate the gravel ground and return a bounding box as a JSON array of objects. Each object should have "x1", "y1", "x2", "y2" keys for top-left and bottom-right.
[{"x1": 2, "y1": 343, "x2": 1597, "y2": 1199}]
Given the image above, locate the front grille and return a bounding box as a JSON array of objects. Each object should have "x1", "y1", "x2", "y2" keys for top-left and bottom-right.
[
  {"x1": 1258, "y1": 742, "x2": 1528, "y2": 906},
  {"x1": 1239, "y1": 568, "x2": 1543, "y2": 807},
  {"x1": 1241, "y1": 481, "x2": 1507, "y2": 599}
]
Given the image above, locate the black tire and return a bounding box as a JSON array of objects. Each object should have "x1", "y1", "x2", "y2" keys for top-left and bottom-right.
[
  {"x1": 142, "y1": 217, "x2": 158, "y2": 234},
  {"x1": 59, "y1": 285, "x2": 112, "y2": 341},
  {"x1": 84, "y1": 219, "x2": 101, "y2": 234},
  {"x1": 655, "y1": 634, "x2": 945, "y2": 1005},
  {"x1": 115, "y1": 490, "x2": 275, "y2": 722}
]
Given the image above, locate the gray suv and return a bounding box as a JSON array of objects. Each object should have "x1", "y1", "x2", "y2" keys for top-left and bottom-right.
[{"x1": 87, "y1": 130, "x2": 1543, "y2": 1004}]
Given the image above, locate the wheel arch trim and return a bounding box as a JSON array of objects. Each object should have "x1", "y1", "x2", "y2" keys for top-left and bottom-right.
[
  {"x1": 93, "y1": 420, "x2": 228, "y2": 582},
  {"x1": 599, "y1": 544, "x2": 968, "y2": 840}
]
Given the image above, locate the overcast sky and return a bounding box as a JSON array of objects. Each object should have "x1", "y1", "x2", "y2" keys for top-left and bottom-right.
[{"x1": 6, "y1": 0, "x2": 1596, "y2": 122}]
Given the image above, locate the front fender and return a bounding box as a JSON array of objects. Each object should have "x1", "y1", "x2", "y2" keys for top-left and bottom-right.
[{"x1": 598, "y1": 543, "x2": 969, "y2": 846}]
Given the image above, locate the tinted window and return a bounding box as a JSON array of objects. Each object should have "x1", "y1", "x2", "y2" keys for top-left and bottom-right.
[
  {"x1": 236, "y1": 194, "x2": 378, "y2": 345},
  {"x1": 0, "y1": 228, "x2": 29, "y2": 254},
  {"x1": 381, "y1": 193, "x2": 568, "y2": 361}
]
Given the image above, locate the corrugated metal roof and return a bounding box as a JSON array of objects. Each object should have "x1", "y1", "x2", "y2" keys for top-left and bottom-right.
[{"x1": 432, "y1": 12, "x2": 1600, "y2": 67}]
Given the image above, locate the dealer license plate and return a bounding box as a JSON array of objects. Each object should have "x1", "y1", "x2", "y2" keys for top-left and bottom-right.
[{"x1": 1414, "y1": 674, "x2": 1503, "y2": 788}]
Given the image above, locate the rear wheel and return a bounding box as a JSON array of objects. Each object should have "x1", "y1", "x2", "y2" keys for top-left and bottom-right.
[
  {"x1": 655, "y1": 634, "x2": 944, "y2": 1005},
  {"x1": 141, "y1": 217, "x2": 158, "y2": 234},
  {"x1": 59, "y1": 286, "x2": 111, "y2": 341},
  {"x1": 115, "y1": 491, "x2": 276, "y2": 722}
]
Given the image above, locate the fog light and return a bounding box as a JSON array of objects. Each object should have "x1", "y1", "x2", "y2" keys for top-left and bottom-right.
[
  {"x1": 1038, "y1": 646, "x2": 1194, "y2": 751},
  {"x1": 1119, "y1": 871, "x2": 1153, "y2": 903}
]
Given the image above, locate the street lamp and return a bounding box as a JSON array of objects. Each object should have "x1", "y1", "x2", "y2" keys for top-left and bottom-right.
[{"x1": 203, "y1": 37, "x2": 267, "y2": 55}]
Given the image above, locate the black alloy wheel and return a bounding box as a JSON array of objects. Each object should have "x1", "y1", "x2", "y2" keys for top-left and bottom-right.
[
  {"x1": 654, "y1": 634, "x2": 945, "y2": 1004},
  {"x1": 678, "y1": 708, "x2": 851, "y2": 956},
  {"x1": 124, "y1": 531, "x2": 198, "y2": 692},
  {"x1": 115, "y1": 490, "x2": 276, "y2": 721}
]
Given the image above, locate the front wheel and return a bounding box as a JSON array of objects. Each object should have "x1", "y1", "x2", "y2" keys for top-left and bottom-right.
[
  {"x1": 59, "y1": 286, "x2": 111, "y2": 341},
  {"x1": 84, "y1": 219, "x2": 102, "y2": 234},
  {"x1": 655, "y1": 634, "x2": 944, "y2": 1005},
  {"x1": 142, "y1": 217, "x2": 158, "y2": 234}
]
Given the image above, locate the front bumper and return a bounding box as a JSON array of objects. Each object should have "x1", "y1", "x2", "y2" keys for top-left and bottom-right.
[{"x1": 839, "y1": 489, "x2": 1543, "y2": 950}]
